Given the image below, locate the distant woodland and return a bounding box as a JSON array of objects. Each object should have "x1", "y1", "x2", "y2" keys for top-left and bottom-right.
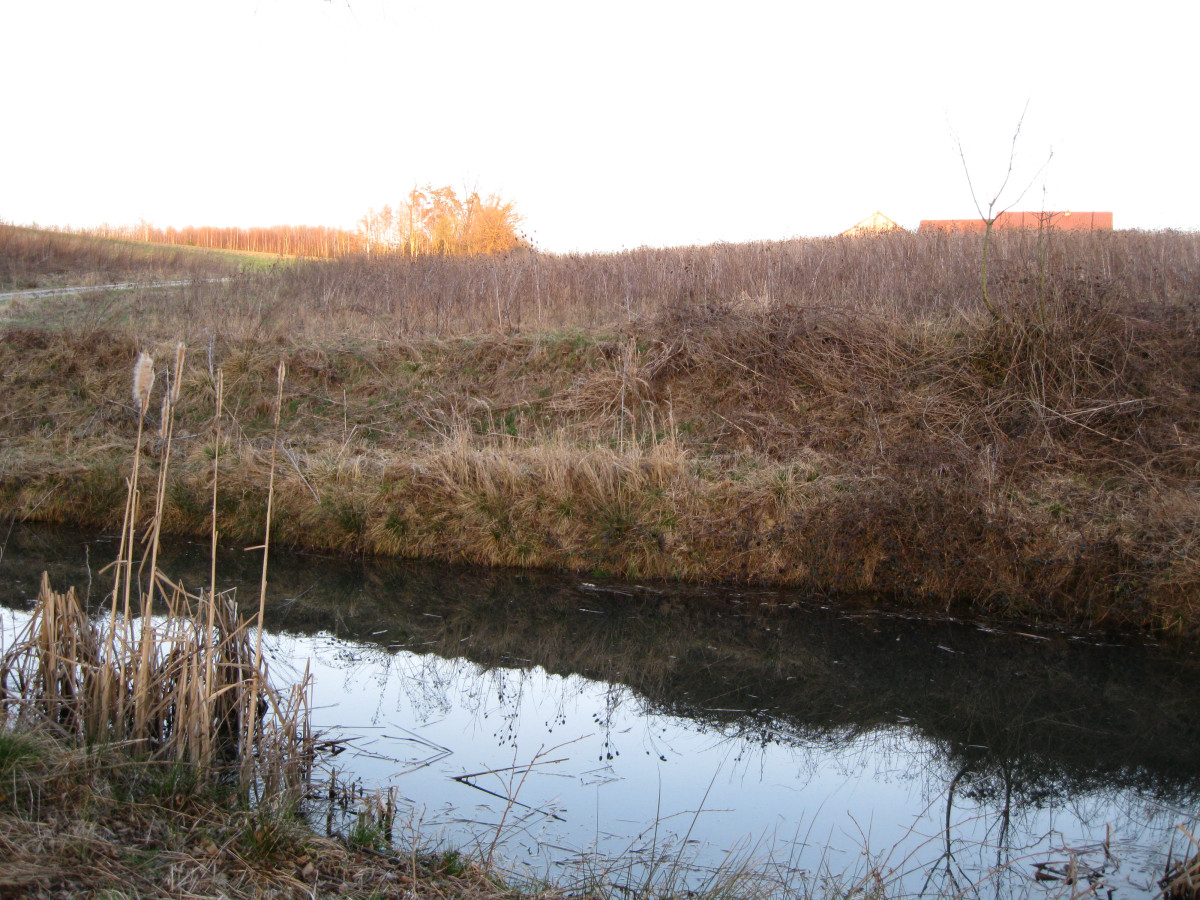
[{"x1": 54, "y1": 185, "x2": 525, "y2": 259}]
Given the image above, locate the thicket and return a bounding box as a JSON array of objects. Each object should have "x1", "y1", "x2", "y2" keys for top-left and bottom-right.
[
  {"x1": 57, "y1": 221, "x2": 360, "y2": 257},
  {"x1": 230, "y1": 227, "x2": 1200, "y2": 337}
]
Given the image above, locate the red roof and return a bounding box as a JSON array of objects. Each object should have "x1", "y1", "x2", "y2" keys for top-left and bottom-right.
[{"x1": 918, "y1": 211, "x2": 1113, "y2": 232}]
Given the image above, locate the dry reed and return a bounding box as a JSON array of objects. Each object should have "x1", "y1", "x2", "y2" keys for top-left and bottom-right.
[
  {"x1": 1163, "y1": 827, "x2": 1200, "y2": 900},
  {"x1": 220, "y1": 227, "x2": 1200, "y2": 340},
  {"x1": 0, "y1": 342, "x2": 311, "y2": 800},
  {"x1": 12, "y1": 225, "x2": 1195, "y2": 344}
]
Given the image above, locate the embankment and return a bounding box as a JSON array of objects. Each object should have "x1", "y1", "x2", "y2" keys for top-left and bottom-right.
[{"x1": 2, "y1": 283, "x2": 1198, "y2": 637}]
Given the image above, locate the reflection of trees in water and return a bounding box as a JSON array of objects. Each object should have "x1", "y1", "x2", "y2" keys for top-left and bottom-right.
[
  {"x1": 899, "y1": 728, "x2": 1198, "y2": 898},
  {"x1": 7, "y1": 527, "x2": 1200, "y2": 831},
  {"x1": 321, "y1": 644, "x2": 644, "y2": 763},
  {"x1": 401, "y1": 652, "x2": 461, "y2": 723}
]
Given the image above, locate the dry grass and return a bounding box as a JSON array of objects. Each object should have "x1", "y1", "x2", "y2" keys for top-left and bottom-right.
[
  {"x1": 0, "y1": 224, "x2": 245, "y2": 292},
  {"x1": 1161, "y1": 827, "x2": 1200, "y2": 900},
  {"x1": 2, "y1": 227, "x2": 1199, "y2": 636},
  {"x1": 9, "y1": 226, "x2": 1196, "y2": 342},
  {"x1": 67, "y1": 226, "x2": 1195, "y2": 341},
  {"x1": 0, "y1": 727, "x2": 569, "y2": 900}
]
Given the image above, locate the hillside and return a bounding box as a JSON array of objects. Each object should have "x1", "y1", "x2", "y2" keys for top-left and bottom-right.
[{"x1": 2, "y1": 226, "x2": 1199, "y2": 636}]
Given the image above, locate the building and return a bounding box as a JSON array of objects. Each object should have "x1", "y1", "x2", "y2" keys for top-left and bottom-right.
[
  {"x1": 842, "y1": 211, "x2": 903, "y2": 236},
  {"x1": 918, "y1": 211, "x2": 1113, "y2": 232}
]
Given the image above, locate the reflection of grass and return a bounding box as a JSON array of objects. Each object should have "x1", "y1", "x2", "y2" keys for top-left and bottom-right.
[{"x1": 272, "y1": 552, "x2": 1200, "y2": 806}]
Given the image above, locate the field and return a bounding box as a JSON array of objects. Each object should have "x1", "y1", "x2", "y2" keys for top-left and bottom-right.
[
  {"x1": 0, "y1": 224, "x2": 272, "y2": 292},
  {"x1": 2, "y1": 223, "x2": 1199, "y2": 637}
]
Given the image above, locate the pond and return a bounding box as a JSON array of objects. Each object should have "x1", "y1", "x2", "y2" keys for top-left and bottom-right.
[{"x1": 2, "y1": 525, "x2": 1199, "y2": 897}]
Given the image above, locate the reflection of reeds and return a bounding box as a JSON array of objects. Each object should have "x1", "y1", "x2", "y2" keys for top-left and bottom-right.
[
  {"x1": 0, "y1": 343, "x2": 309, "y2": 798},
  {"x1": 1163, "y1": 826, "x2": 1200, "y2": 900}
]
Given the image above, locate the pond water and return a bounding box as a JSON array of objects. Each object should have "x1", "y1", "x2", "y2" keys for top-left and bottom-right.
[{"x1": 3, "y1": 525, "x2": 1199, "y2": 898}]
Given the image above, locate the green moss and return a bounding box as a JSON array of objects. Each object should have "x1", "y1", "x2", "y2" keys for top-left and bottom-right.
[{"x1": 0, "y1": 731, "x2": 42, "y2": 781}]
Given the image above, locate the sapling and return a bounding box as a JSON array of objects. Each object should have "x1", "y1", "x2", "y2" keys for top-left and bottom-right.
[{"x1": 953, "y1": 102, "x2": 1053, "y2": 320}]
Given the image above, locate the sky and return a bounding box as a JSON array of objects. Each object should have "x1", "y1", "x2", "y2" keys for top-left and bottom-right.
[{"x1": 2, "y1": 0, "x2": 1197, "y2": 253}]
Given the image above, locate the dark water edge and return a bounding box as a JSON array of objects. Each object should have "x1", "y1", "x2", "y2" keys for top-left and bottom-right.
[{"x1": 3, "y1": 523, "x2": 1200, "y2": 897}]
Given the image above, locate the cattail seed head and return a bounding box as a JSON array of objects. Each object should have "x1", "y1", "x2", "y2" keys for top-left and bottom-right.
[
  {"x1": 133, "y1": 352, "x2": 155, "y2": 415},
  {"x1": 273, "y1": 360, "x2": 287, "y2": 426},
  {"x1": 170, "y1": 341, "x2": 186, "y2": 405}
]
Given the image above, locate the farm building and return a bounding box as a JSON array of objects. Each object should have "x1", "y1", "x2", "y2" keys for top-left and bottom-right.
[
  {"x1": 842, "y1": 211, "x2": 903, "y2": 236},
  {"x1": 918, "y1": 211, "x2": 1113, "y2": 232}
]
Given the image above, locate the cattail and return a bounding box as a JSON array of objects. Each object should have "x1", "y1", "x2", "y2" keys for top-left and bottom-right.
[
  {"x1": 274, "y1": 360, "x2": 287, "y2": 425},
  {"x1": 133, "y1": 352, "x2": 155, "y2": 415},
  {"x1": 170, "y1": 342, "x2": 186, "y2": 404},
  {"x1": 159, "y1": 394, "x2": 170, "y2": 441}
]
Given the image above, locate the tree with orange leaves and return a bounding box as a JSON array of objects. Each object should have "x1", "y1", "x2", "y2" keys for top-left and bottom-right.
[{"x1": 358, "y1": 185, "x2": 524, "y2": 257}]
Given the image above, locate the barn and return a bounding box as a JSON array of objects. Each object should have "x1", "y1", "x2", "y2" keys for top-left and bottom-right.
[{"x1": 918, "y1": 211, "x2": 1113, "y2": 232}]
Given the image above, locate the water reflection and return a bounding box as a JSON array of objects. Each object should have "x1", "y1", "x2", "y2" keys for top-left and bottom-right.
[{"x1": 2, "y1": 525, "x2": 1199, "y2": 897}]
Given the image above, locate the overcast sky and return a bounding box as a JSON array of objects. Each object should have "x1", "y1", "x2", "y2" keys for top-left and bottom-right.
[{"x1": 3, "y1": 0, "x2": 1196, "y2": 252}]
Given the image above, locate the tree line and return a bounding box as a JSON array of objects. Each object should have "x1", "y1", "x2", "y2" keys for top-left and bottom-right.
[
  {"x1": 53, "y1": 186, "x2": 525, "y2": 259},
  {"x1": 65, "y1": 222, "x2": 361, "y2": 257}
]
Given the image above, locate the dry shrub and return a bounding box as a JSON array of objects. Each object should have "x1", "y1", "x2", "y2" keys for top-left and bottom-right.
[{"x1": 21, "y1": 226, "x2": 1195, "y2": 344}]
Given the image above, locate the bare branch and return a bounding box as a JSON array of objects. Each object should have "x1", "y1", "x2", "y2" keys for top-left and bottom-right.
[
  {"x1": 952, "y1": 100, "x2": 1051, "y2": 223},
  {"x1": 988, "y1": 99, "x2": 1031, "y2": 213}
]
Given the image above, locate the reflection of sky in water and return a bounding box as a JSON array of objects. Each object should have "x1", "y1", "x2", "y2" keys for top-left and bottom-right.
[
  {"x1": 2, "y1": 592, "x2": 1196, "y2": 898},
  {"x1": 251, "y1": 627, "x2": 1194, "y2": 897}
]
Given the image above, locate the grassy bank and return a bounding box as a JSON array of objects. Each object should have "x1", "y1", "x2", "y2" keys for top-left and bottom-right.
[
  {"x1": 0, "y1": 348, "x2": 556, "y2": 900},
  {"x1": 1, "y1": 226, "x2": 1199, "y2": 637},
  {"x1": 0, "y1": 725, "x2": 523, "y2": 899},
  {"x1": 0, "y1": 224, "x2": 265, "y2": 292},
  {"x1": 3, "y1": 216, "x2": 1200, "y2": 895}
]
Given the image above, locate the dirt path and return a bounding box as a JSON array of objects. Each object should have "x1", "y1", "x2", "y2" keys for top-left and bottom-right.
[{"x1": 0, "y1": 278, "x2": 227, "y2": 302}]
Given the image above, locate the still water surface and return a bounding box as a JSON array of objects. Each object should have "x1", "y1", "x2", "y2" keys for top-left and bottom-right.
[{"x1": 3, "y1": 526, "x2": 1199, "y2": 897}]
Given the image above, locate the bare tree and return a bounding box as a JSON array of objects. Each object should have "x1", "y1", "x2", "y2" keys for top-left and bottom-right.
[{"x1": 954, "y1": 102, "x2": 1053, "y2": 319}]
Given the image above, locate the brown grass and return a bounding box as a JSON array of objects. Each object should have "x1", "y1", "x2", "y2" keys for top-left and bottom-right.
[
  {"x1": 0, "y1": 727, "x2": 566, "y2": 900},
  {"x1": 0, "y1": 224, "x2": 244, "y2": 292},
  {"x1": 1, "y1": 227, "x2": 1199, "y2": 636},
  {"x1": 163, "y1": 227, "x2": 1200, "y2": 340},
  {"x1": 1163, "y1": 828, "x2": 1200, "y2": 900}
]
